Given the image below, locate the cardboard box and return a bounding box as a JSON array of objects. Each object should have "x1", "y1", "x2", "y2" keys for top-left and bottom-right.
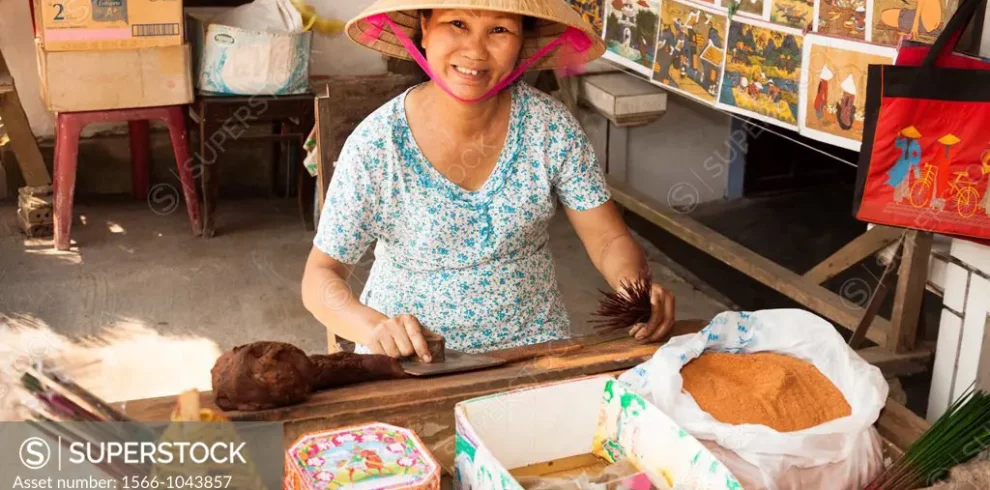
[
  {"x1": 36, "y1": 41, "x2": 193, "y2": 112},
  {"x1": 453, "y1": 376, "x2": 742, "y2": 490},
  {"x1": 187, "y1": 13, "x2": 311, "y2": 96},
  {"x1": 33, "y1": 0, "x2": 183, "y2": 51}
]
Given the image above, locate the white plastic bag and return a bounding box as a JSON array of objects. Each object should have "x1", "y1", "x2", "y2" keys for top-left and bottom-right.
[
  {"x1": 618, "y1": 309, "x2": 889, "y2": 490},
  {"x1": 213, "y1": 0, "x2": 304, "y2": 33}
]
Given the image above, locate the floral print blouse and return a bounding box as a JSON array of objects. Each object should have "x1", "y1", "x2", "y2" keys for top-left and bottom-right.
[{"x1": 313, "y1": 81, "x2": 611, "y2": 353}]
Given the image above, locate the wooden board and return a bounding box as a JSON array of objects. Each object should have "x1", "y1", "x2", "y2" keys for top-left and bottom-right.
[
  {"x1": 891, "y1": 230, "x2": 935, "y2": 353},
  {"x1": 0, "y1": 50, "x2": 50, "y2": 187},
  {"x1": 509, "y1": 453, "x2": 610, "y2": 480},
  {"x1": 857, "y1": 344, "x2": 933, "y2": 377},
  {"x1": 608, "y1": 178, "x2": 893, "y2": 346},
  {"x1": 877, "y1": 397, "x2": 931, "y2": 451},
  {"x1": 123, "y1": 332, "x2": 693, "y2": 472},
  {"x1": 803, "y1": 225, "x2": 904, "y2": 285}
]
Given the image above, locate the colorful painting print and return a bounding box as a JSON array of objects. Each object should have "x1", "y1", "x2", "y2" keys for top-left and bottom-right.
[
  {"x1": 604, "y1": 0, "x2": 661, "y2": 73},
  {"x1": 871, "y1": 0, "x2": 958, "y2": 46},
  {"x1": 652, "y1": 1, "x2": 728, "y2": 106},
  {"x1": 568, "y1": 0, "x2": 607, "y2": 37},
  {"x1": 728, "y1": 0, "x2": 773, "y2": 20},
  {"x1": 798, "y1": 35, "x2": 896, "y2": 151},
  {"x1": 718, "y1": 18, "x2": 803, "y2": 130},
  {"x1": 813, "y1": 0, "x2": 871, "y2": 41},
  {"x1": 772, "y1": 0, "x2": 816, "y2": 29}
]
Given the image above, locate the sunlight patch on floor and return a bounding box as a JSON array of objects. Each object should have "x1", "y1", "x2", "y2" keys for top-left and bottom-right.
[
  {"x1": 21, "y1": 241, "x2": 83, "y2": 264},
  {"x1": 0, "y1": 314, "x2": 221, "y2": 420}
]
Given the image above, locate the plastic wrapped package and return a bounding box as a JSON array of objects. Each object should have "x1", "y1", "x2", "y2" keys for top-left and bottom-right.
[{"x1": 618, "y1": 309, "x2": 890, "y2": 490}]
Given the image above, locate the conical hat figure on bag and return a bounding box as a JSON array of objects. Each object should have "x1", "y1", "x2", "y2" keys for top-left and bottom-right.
[{"x1": 344, "y1": 0, "x2": 606, "y2": 103}]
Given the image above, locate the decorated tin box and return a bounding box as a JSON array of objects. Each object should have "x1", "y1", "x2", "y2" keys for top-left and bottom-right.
[{"x1": 285, "y1": 422, "x2": 441, "y2": 490}]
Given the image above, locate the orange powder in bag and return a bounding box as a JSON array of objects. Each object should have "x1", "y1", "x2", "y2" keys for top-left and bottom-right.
[{"x1": 680, "y1": 351, "x2": 851, "y2": 432}]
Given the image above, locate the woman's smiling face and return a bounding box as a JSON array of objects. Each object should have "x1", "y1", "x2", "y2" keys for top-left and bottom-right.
[{"x1": 419, "y1": 9, "x2": 525, "y2": 101}]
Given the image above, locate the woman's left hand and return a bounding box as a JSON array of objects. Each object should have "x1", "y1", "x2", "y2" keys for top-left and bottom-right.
[{"x1": 629, "y1": 283, "x2": 676, "y2": 342}]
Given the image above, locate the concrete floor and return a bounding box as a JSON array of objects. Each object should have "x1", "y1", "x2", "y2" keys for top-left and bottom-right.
[{"x1": 0, "y1": 197, "x2": 728, "y2": 409}]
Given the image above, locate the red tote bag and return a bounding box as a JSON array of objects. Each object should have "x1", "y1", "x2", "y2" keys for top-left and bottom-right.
[{"x1": 854, "y1": 0, "x2": 990, "y2": 244}]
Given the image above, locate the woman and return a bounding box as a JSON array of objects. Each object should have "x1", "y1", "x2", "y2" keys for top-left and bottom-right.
[{"x1": 301, "y1": 0, "x2": 676, "y2": 360}]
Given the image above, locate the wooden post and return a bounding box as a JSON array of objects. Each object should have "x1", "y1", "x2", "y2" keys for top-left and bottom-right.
[
  {"x1": 804, "y1": 226, "x2": 905, "y2": 284},
  {"x1": 313, "y1": 94, "x2": 334, "y2": 217},
  {"x1": 606, "y1": 124, "x2": 629, "y2": 183},
  {"x1": 849, "y1": 236, "x2": 903, "y2": 349},
  {"x1": 0, "y1": 51, "x2": 50, "y2": 187},
  {"x1": 890, "y1": 230, "x2": 934, "y2": 353}
]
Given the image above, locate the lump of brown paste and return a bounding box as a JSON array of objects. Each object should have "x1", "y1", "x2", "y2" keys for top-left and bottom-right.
[
  {"x1": 211, "y1": 341, "x2": 410, "y2": 411},
  {"x1": 211, "y1": 341, "x2": 315, "y2": 411},
  {"x1": 309, "y1": 352, "x2": 408, "y2": 390}
]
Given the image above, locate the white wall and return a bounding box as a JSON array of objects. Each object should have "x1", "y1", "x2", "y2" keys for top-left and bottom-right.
[
  {"x1": 303, "y1": 1, "x2": 388, "y2": 76},
  {"x1": 928, "y1": 241, "x2": 990, "y2": 421},
  {"x1": 626, "y1": 96, "x2": 732, "y2": 204},
  {"x1": 574, "y1": 83, "x2": 732, "y2": 205},
  {"x1": 0, "y1": 0, "x2": 387, "y2": 139}
]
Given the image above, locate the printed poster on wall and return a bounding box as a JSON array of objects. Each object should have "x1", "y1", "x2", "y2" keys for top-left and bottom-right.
[
  {"x1": 717, "y1": 17, "x2": 803, "y2": 130},
  {"x1": 798, "y1": 35, "x2": 897, "y2": 151},
  {"x1": 731, "y1": 0, "x2": 774, "y2": 20},
  {"x1": 871, "y1": 0, "x2": 958, "y2": 46},
  {"x1": 771, "y1": 0, "x2": 816, "y2": 30},
  {"x1": 652, "y1": 0, "x2": 728, "y2": 106},
  {"x1": 603, "y1": 0, "x2": 661, "y2": 75},
  {"x1": 814, "y1": 0, "x2": 872, "y2": 41},
  {"x1": 691, "y1": 0, "x2": 725, "y2": 9},
  {"x1": 567, "y1": 0, "x2": 607, "y2": 37}
]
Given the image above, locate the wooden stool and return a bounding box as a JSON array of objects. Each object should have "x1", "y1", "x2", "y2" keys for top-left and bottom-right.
[
  {"x1": 53, "y1": 105, "x2": 202, "y2": 250},
  {"x1": 189, "y1": 93, "x2": 316, "y2": 238}
]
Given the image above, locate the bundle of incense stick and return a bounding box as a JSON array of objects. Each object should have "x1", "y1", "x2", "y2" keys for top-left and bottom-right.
[
  {"x1": 23, "y1": 366, "x2": 132, "y2": 422},
  {"x1": 17, "y1": 367, "x2": 152, "y2": 480}
]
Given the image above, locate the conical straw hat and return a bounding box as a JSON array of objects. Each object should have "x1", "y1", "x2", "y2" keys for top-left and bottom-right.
[{"x1": 345, "y1": 0, "x2": 606, "y2": 71}]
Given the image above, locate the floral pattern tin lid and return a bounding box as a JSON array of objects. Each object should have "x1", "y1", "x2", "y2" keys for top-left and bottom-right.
[{"x1": 286, "y1": 423, "x2": 441, "y2": 490}]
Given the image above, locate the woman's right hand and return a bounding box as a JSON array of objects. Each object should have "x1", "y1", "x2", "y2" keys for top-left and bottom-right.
[{"x1": 365, "y1": 314, "x2": 434, "y2": 362}]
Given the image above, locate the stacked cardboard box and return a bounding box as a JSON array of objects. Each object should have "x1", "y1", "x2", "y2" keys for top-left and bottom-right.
[
  {"x1": 32, "y1": 0, "x2": 193, "y2": 111},
  {"x1": 17, "y1": 185, "x2": 53, "y2": 238}
]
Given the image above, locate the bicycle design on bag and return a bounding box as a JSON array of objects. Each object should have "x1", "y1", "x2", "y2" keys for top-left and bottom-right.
[{"x1": 908, "y1": 134, "x2": 987, "y2": 218}]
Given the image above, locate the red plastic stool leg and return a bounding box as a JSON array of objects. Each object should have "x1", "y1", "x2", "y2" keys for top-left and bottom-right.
[
  {"x1": 53, "y1": 115, "x2": 82, "y2": 251},
  {"x1": 165, "y1": 107, "x2": 202, "y2": 236},
  {"x1": 128, "y1": 120, "x2": 151, "y2": 200}
]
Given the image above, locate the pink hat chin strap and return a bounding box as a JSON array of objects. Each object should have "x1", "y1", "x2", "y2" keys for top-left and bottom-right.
[{"x1": 359, "y1": 13, "x2": 593, "y2": 103}]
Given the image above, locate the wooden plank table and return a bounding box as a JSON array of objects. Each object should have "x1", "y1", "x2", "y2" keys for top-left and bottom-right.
[
  {"x1": 123, "y1": 324, "x2": 706, "y2": 472},
  {"x1": 123, "y1": 323, "x2": 931, "y2": 477}
]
